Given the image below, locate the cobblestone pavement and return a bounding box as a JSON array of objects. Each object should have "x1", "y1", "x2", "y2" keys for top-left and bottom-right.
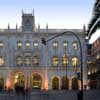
[{"x1": 0, "y1": 89, "x2": 100, "y2": 100}]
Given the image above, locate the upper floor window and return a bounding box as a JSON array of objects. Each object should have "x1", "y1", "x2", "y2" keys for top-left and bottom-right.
[
  {"x1": 17, "y1": 40, "x2": 22, "y2": 49},
  {"x1": 25, "y1": 56, "x2": 31, "y2": 65},
  {"x1": 33, "y1": 41, "x2": 39, "y2": 48},
  {"x1": 72, "y1": 57, "x2": 78, "y2": 67},
  {"x1": 63, "y1": 41, "x2": 68, "y2": 48},
  {"x1": 72, "y1": 42, "x2": 78, "y2": 50},
  {"x1": 0, "y1": 41, "x2": 4, "y2": 48},
  {"x1": 32, "y1": 56, "x2": 40, "y2": 66},
  {"x1": 62, "y1": 54, "x2": 68, "y2": 66},
  {"x1": 52, "y1": 56, "x2": 59, "y2": 66},
  {"x1": 16, "y1": 56, "x2": 23, "y2": 66},
  {"x1": 26, "y1": 41, "x2": 30, "y2": 49},
  {"x1": 0, "y1": 56, "x2": 4, "y2": 66},
  {"x1": 53, "y1": 41, "x2": 58, "y2": 48}
]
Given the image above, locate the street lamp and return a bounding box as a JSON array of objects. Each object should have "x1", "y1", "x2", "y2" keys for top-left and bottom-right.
[{"x1": 41, "y1": 31, "x2": 83, "y2": 99}]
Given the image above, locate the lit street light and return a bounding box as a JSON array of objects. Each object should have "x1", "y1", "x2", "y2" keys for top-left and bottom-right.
[{"x1": 41, "y1": 31, "x2": 83, "y2": 100}]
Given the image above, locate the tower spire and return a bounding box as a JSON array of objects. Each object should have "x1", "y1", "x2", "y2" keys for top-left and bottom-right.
[
  {"x1": 8, "y1": 23, "x2": 10, "y2": 30},
  {"x1": 33, "y1": 8, "x2": 34, "y2": 16}
]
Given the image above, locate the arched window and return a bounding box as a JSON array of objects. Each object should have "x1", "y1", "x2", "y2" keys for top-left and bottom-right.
[
  {"x1": 25, "y1": 56, "x2": 31, "y2": 66},
  {"x1": 33, "y1": 41, "x2": 39, "y2": 48},
  {"x1": 62, "y1": 54, "x2": 68, "y2": 66},
  {"x1": 17, "y1": 40, "x2": 22, "y2": 49},
  {"x1": 52, "y1": 56, "x2": 59, "y2": 66},
  {"x1": 72, "y1": 57, "x2": 78, "y2": 67},
  {"x1": 0, "y1": 56, "x2": 4, "y2": 66},
  {"x1": 32, "y1": 56, "x2": 40, "y2": 66},
  {"x1": 72, "y1": 42, "x2": 78, "y2": 50},
  {"x1": 0, "y1": 41, "x2": 4, "y2": 48},
  {"x1": 26, "y1": 40, "x2": 30, "y2": 49},
  {"x1": 53, "y1": 41, "x2": 58, "y2": 48},
  {"x1": 63, "y1": 41, "x2": 68, "y2": 48},
  {"x1": 16, "y1": 56, "x2": 23, "y2": 66}
]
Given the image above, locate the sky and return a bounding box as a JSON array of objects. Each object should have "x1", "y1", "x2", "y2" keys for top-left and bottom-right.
[{"x1": 0, "y1": 0, "x2": 94, "y2": 29}]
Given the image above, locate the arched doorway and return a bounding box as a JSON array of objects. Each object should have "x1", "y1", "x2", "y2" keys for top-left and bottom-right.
[
  {"x1": 14, "y1": 72, "x2": 25, "y2": 88},
  {"x1": 52, "y1": 77, "x2": 59, "y2": 90},
  {"x1": 72, "y1": 78, "x2": 78, "y2": 90},
  {"x1": 0, "y1": 77, "x2": 4, "y2": 91},
  {"x1": 32, "y1": 74, "x2": 42, "y2": 89},
  {"x1": 61, "y1": 76, "x2": 69, "y2": 90}
]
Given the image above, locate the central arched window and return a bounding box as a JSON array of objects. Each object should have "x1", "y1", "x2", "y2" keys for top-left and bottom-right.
[
  {"x1": 26, "y1": 40, "x2": 30, "y2": 49},
  {"x1": 62, "y1": 54, "x2": 68, "y2": 66},
  {"x1": 72, "y1": 57, "x2": 78, "y2": 67},
  {"x1": 52, "y1": 56, "x2": 59, "y2": 66},
  {"x1": 25, "y1": 56, "x2": 31, "y2": 65}
]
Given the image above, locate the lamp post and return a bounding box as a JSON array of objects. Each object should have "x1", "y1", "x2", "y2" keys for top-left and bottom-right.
[{"x1": 41, "y1": 31, "x2": 83, "y2": 99}]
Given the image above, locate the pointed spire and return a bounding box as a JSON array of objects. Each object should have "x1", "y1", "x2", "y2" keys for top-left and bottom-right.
[
  {"x1": 33, "y1": 8, "x2": 34, "y2": 16},
  {"x1": 16, "y1": 23, "x2": 18, "y2": 30},
  {"x1": 38, "y1": 23, "x2": 40, "y2": 30},
  {"x1": 8, "y1": 23, "x2": 10, "y2": 30},
  {"x1": 22, "y1": 9, "x2": 24, "y2": 15},
  {"x1": 46, "y1": 23, "x2": 48, "y2": 29}
]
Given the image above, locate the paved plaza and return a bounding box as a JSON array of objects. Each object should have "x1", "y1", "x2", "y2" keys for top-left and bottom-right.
[{"x1": 0, "y1": 89, "x2": 100, "y2": 100}]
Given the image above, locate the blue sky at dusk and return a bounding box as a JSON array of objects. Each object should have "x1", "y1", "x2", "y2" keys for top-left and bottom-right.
[{"x1": 0, "y1": 0, "x2": 94, "y2": 29}]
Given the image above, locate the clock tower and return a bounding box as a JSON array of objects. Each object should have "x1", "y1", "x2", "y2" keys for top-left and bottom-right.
[{"x1": 22, "y1": 9, "x2": 35, "y2": 32}]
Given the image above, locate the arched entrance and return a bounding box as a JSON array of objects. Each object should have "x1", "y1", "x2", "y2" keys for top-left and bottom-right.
[
  {"x1": 14, "y1": 72, "x2": 25, "y2": 88},
  {"x1": 72, "y1": 78, "x2": 78, "y2": 90},
  {"x1": 52, "y1": 77, "x2": 59, "y2": 90},
  {"x1": 0, "y1": 77, "x2": 4, "y2": 91},
  {"x1": 31, "y1": 74, "x2": 42, "y2": 89},
  {"x1": 61, "y1": 76, "x2": 69, "y2": 90}
]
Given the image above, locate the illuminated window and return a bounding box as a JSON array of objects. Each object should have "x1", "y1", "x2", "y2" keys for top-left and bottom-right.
[
  {"x1": 16, "y1": 56, "x2": 23, "y2": 66},
  {"x1": 0, "y1": 56, "x2": 4, "y2": 66},
  {"x1": 26, "y1": 41, "x2": 30, "y2": 49},
  {"x1": 0, "y1": 42, "x2": 4, "y2": 47},
  {"x1": 72, "y1": 57, "x2": 78, "y2": 67},
  {"x1": 32, "y1": 56, "x2": 40, "y2": 65},
  {"x1": 17, "y1": 40, "x2": 22, "y2": 48},
  {"x1": 53, "y1": 41, "x2": 58, "y2": 48},
  {"x1": 72, "y1": 42, "x2": 78, "y2": 50},
  {"x1": 63, "y1": 41, "x2": 67, "y2": 48},
  {"x1": 33, "y1": 41, "x2": 39, "y2": 48},
  {"x1": 62, "y1": 54, "x2": 68, "y2": 66},
  {"x1": 52, "y1": 56, "x2": 59, "y2": 66},
  {"x1": 25, "y1": 56, "x2": 31, "y2": 65}
]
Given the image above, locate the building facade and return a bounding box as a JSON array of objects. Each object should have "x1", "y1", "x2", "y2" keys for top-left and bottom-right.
[
  {"x1": 0, "y1": 11, "x2": 87, "y2": 90},
  {"x1": 87, "y1": 37, "x2": 100, "y2": 89}
]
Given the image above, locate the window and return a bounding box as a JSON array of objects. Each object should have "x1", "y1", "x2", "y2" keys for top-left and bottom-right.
[
  {"x1": 33, "y1": 41, "x2": 39, "y2": 48},
  {"x1": 72, "y1": 42, "x2": 78, "y2": 50},
  {"x1": 17, "y1": 40, "x2": 22, "y2": 48},
  {"x1": 0, "y1": 42, "x2": 4, "y2": 47},
  {"x1": 16, "y1": 56, "x2": 23, "y2": 66},
  {"x1": 72, "y1": 57, "x2": 78, "y2": 67},
  {"x1": 25, "y1": 56, "x2": 31, "y2": 65},
  {"x1": 26, "y1": 41, "x2": 30, "y2": 49},
  {"x1": 52, "y1": 56, "x2": 59, "y2": 66},
  {"x1": 62, "y1": 54, "x2": 68, "y2": 66},
  {"x1": 32, "y1": 56, "x2": 40, "y2": 66},
  {"x1": 53, "y1": 41, "x2": 58, "y2": 48},
  {"x1": 0, "y1": 56, "x2": 4, "y2": 66},
  {"x1": 63, "y1": 41, "x2": 67, "y2": 48}
]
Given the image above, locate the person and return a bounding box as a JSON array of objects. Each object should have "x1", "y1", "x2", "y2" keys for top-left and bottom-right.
[{"x1": 77, "y1": 90, "x2": 83, "y2": 100}]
